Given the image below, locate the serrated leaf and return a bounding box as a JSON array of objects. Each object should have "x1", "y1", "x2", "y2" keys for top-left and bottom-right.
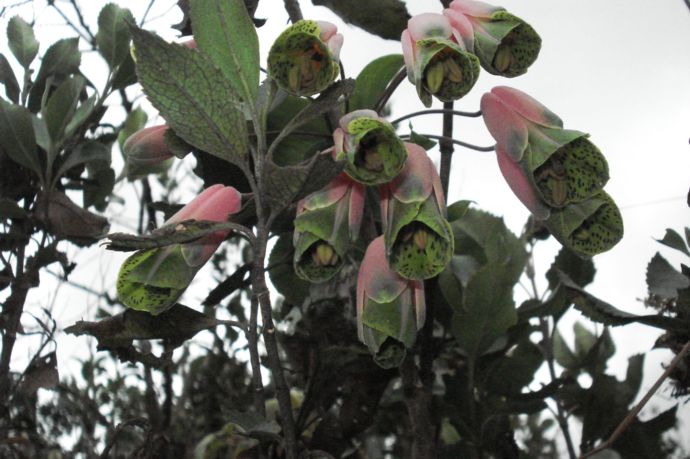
[
  {"x1": 546, "y1": 246, "x2": 595, "y2": 289},
  {"x1": 111, "y1": 52, "x2": 137, "y2": 89},
  {"x1": 409, "y1": 129, "x2": 437, "y2": 150},
  {"x1": 55, "y1": 140, "x2": 111, "y2": 181},
  {"x1": 34, "y1": 191, "x2": 109, "y2": 246},
  {"x1": 656, "y1": 228, "x2": 690, "y2": 256},
  {"x1": 451, "y1": 263, "x2": 516, "y2": 359},
  {"x1": 130, "y1": 27, "x2": 248, "y2": 165},
  {"x1": 350, "y1": 54, "x2": 404, "y2": 111},
  {"x1": 28, "y1": 38, "x2": 81, "y2": 112},
  {"x1": 268, "y1": 79, "x2": 355, "y2": 156},
  {"x1": 7, "y1": 16, "x2": 38, "y2": 68},
  {"x1": 42, "y1": 75, "x2": 85, "y2": 147},
  {"x1": 263, "y1": 151, "x2": 344, "y2": 213},
  {"x1": 446, "y1": 200, "x2": 472, "y2": 222},
  {"x1": 312, "y1": 0, "x2": 409, "y2": 41},
  {"x1": 646, "y1": 252, "x2": 690, "y2": 300},
  {"x1": 96, "y1": 3, "x2": 134, "y2": 68},
  {"x1": 0, "y1": 98, "x2": 42, "y2": 178},
  {"x1": 191, "y1": 0, "x2": 259, "y2": 106},
  {"x1": 0, "y1": 53, "x2": 20, "y2": 103}
]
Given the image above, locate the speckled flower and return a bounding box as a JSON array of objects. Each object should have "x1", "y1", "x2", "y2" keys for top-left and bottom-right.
[
  {"x1": 380, "y1": 142, "x2": 453, "y2": 280},
  {"x1": 333, "y1": 109, "x2": 407, "y2": 185},
  {"x1": 122, "y1": 124, "x2": 174, "y2": 180},
  {"x1": 268, "y1": 19, "x2": 343, "y2": 96},
  {"x1": 293, "y1": 173, "x2": 365, "y2": 283},
  {"x1": 482, "y1": 86, "x2": 610, "y2": 218},
  {"x1": 357, "y1": 236, "x2": 426, "y2": 356},
  {"x1": 117, "y1": 185, "x2": 241, "y2": 314},
  {"x1": 401, "y1": 13, "x2": 480, "y2": 107},
  {"x1": 444, "y1": 0, "x2": 541, "y2": 77}
]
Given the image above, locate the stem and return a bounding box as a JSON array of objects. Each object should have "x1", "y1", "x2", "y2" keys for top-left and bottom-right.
[
  {"x1": 283, "y1": 0, "x2": 303, "y2": 22},
  {"x1": 249, "y1": 290, "x2": 266, "y2": 417},
  {"x1": 579, "y1": 339, "x2": 690, "y2": 459},
  {"x1": 439, "y1": 102, "x2": 454, "y2": 197},
  {"x1": 400, "y1": 355, "x2": 436, "y2": 459},
  {"x1": 401, "y1": 133, "x2": 495, "y2": 153},
  {"x1": 391, "y1": 108, "x2": 481, "y2": 125},
  {"x1": 374, "y1": 66, "x2": 407, "y2": 114}
]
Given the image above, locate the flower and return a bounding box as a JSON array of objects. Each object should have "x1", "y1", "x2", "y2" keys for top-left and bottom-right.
[
  {"x1": 357, "y1": 236, "x2": 426, "y2": 356},
  {"x1": 293, "y1": 173, "x2": 365, "y2": 283},
  {"x1": 117, "y1": 184, "x2": 241, "y2": 314},
  {"x1": 267, "y1": 19, "x2": 343, "y2": 97},
  {"x1": 123, "y1": 124, "x2": 174, "y2": 180},
  {"x1": 401, "y1": 12, "x2": 480, "y2": 107},
  {"x1": 481, "y1": 86, "x2": 609, "y2": 216},
  {"x1": 443, "y1": 0, "x2": 541, "y2": 77},
  {"x1": 380, "y1": 142, "x2": 453, "y2": 280},
  {"x1": 333, "y1": 109, "x2": 407, "y2": 185}
]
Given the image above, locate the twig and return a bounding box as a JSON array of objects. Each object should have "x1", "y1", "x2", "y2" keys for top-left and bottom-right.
[
  {"x1": 50, "y1": 2, "x2": 93, "y2": 44},
  {"x1": 579, "y1": 339, "x2": 690, "y2": 459},
  {"x1": 99, "y1": 417, "x2": 150, "y2": 458},
  {"x1": 139, "y1": 0, "x2": 156, "y2": 26},
  {"x1": 391, "y1": 108, "x2": 482, "y2": 125},
  {"x1": 374, "y1": 66, "x2": 407, "y2": 114},
  {"x1": 249, "y1": 290, "x2": 266, "y2": 416},
  {"x1": 283, "y1": 0, "x2": 303, "y2": 22},
  {"x1": 68, "y1": 0, "x2": 95, "y2": 44},
  {"x1": 439, "y1": 102, "x2": 454, "y2": 197},
  {"x1": 400, "y1": 133, "x2": 495, "y2": 152}
]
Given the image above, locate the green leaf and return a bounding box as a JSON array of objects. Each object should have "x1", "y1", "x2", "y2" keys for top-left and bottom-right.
[
  {"x1": 55, "y1": 140, "x2": 111, "y2": 181},
  {"x1": 131, "y1": 27, "x2": 248, "y2": 166},
  {"x1": 311, "y1": 0, "x2": 409, "y2": 41},
  {"x1": 0, "y1": 198, "x2": 27, "y2": 220},
  {"x1": 646, "y1": 252, "x2": 690, "y2": 300},
  {"x1": 451, "y1": 263, "x2": 516, "y2": 359},
  {"x1": 573, "y1": 321, "x2": 597, "y2": 357},
  {"x1": 0, "y1": 53, "x2": 20, "y2": 103},
  {"x1": 117, "y1": 107, "x2": 148, "y2": 151},
  {"x1": 263, "y1": 151, "x2": 344, "y2": 214},
  {"x1": 268, "y1": 234, "x2": 311, "y2": 306},
  {"x1": 268, "y1": 79, "x2": 355, "y2": 157},
  {"x1": 0, "y1": 98, "x2": 42, "y2": 178},
  {"x1": 42, "y1": 75, "x2": 85, "y2": 147},
  {"x1": 111, "y1": 52, "x2": 137, "y2": 89},
  {"x1": 7, "y1": 16, "x2": 39, "y2": 68},
  {"x1": 191, "y1": 0, "x2": 259, "y2": 106},
  {"x1": 65, "y1": 94, "x2": 97, "y2": 138},
  {"x1": 655, "y1": 228, "x2": 690, "y2": 256},
  {"x1": 350, "y1": 54, "x2": 404, "y2": 111},
  {"x1": 552, "y1": 327, "x2": 578, "y2": 369},
  {"x1": 28, "y1": 37, "x2": 81, "y2": 112},
  {"x1": 34, "y1": 191, "x2": 109, "y2": 246},
  {"x1": 446, "y1": 200, "x2": 472, "y2": 222},
  {"x1": 408, "y1": 129, "x2": 437, "y2": 150},
  {"x1": 96, "y1": 3, "x2": 134, "y2": 68},
  {"x1": 546, "y1": 246, "x2": 595, "y2": 289},
  {"x1": 485, "y1": 339, "x2": 543, "y2": 395}
]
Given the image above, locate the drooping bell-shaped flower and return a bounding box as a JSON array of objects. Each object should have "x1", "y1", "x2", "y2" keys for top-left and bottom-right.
[
  {"x1": 117, "y1": 184, "x2": 241, "y2": 314},
  {"x1": 293, "y1": 173, "x2": 365, "y2": 283},
  {"x1": 482, "y1": 86, "x2": 610, "y2": 216},
  {"x1": 357, "y1": 236, "x2": 426, "y2": 357},
  {"x1": 401, "y1": 13, "x2": 480, "y2": 107},
  {"x1": 544, "y1": 190, "x2": 624, "y2": 258},
  {"x1": 333, "y1": 109, "x2": 407, "y2": 185},
  {"x1": 443, "y1": 0, "x2": 541, "y2": 77},
  {"x1": 268, "y1": 19, "x2": 343, "y2": 97},
  {"x1": 122, "y1": 124, "x2": 174, "y2": 180},
  {"x1": 380, "y1": 142, "x2": 453, "y2": 280}
]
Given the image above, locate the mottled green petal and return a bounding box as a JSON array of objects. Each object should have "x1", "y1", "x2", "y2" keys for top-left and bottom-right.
[
  {"x1": 525, "y1": 125, "x2": 586, "y2": 169},
  {"x1": 362, "y1": 297, "x2": 418, "y2": 349}
]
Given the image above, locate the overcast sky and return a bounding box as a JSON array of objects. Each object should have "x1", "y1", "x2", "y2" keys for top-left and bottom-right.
[{"x1": 1, "y1": 0, "x2": 689, "y2": 451}]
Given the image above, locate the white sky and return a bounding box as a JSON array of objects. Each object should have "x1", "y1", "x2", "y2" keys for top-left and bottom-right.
[{"x1": 1, "y1": 0, "x2": 689, "y2": 452}]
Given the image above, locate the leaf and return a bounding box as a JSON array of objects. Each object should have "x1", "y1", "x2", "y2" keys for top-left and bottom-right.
[
  {"x1": 0, "y1": 98, "x2": 42, "y2": 177},
  {"x1": 7, "y1": 16, "x2": 39, "y2": 68},
  {"x1": 34, "y1": 191, "x2": 109, "y2": 246},
  {"x1": 117, "y1": 107, "x2": 148, "y2": 151},
  {"x1": 42, "y1": 75, "x2": 85, "y2": 147},
  {"x1": 552, "y1": 327, "x2": 578, "y2": 369},
  {"x1": 263, "y1": 151, "x2": 344, "y2": 213},
  {"x1": 655, "y1": 228, "x2": 690, "y2": 256},
  {"x1": 28, "y1": 38, "x2": 81, "y2": 112},
  {"x1": 485, "y1": 339, "x2": 544, "y2": 395},
  {"x1": 311, "y1": 0, "x2": 409, "y2": 41},
  {"x1": 131, "y1": 27, "x2": 248, "y2": 166},
  {"x1": 646, "y1": 252, "x2": 690, "y2": 300},
  {"x1": 268, "y1": 79, "x2": 355, "y2": 156},
  {"x1": 0, "y1": 198, "x2": 27, "y2": 220},
  {"x1": 446, "y1": 200, "x2": 472, "y2": 222},
  {"x1": 451, "y1": 263, "x2": 516, "y2": 359},
  {"x1": 104, "y1": 220, "x2": 248, "y2": 252},
  {"x1": 191, "y1": 0, "x2": 259, "y2": 106},
  {"x1": 546, "y1": 246, "x2": 595, "y2": 289},
  {"x1": 64, "y1": 94, "x2": 97, "y2": 138},
  {"x1": 409, "y1": 130, "x2": 437, "y2": 150},
  {"x1": 573, "y1": 321, "x2": 597, "y2": 357},
  {"x1": 267, "y1": 234, "x2": 311, "y2": 305},
  {"x1": 0, "y1": 53, "x2": 20, "y2": 103},
  {"x1": 225, "y1": 410, "x2": 281, "y2": 436},
  {"x1": 349, "y1": 54, "x2": 404, "y2": 111},
  {"x1": 111, "y1": 52, "x2": 137, "y2": 89},
  {"x1": 96, "y1": 3, "x2": 134, "y2": 68},
  {"x1": 55, "y1": 140, "x2": 111, "y2": 181},
  {"x1": 202, "y1": 263, "x2": 251, "y2": 306},
  {"x1": 19, "y1": 352, "x2": 59, "y2": 395}
]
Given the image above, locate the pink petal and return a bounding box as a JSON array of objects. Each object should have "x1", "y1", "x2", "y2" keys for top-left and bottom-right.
[
  {"x1": 496, "y1": 146, "x2": 550, "y2": 220},
  {"x1": 166, "y1": 184, "x2": 241, "y2": 224},
  {"x1": 327, "y1": 33, "x2": 344, "y2": 59},
  {"x1": 481, "y1": 92, "x2": 529, "y2": 161},
  {"x1": 491, "y1": 86, "x2": 563, "y2": 129},
  {"x1": 348, "y1": 180, "x2": 365, "y2": 240},
  {"x1": 407, "y1": 13, "x2": 452, "y2": 41},
  {"x1": 390, "y1": 142, "x2": 434, "y2": 203},
  {"x1": 401, "y1": 29, "x2": 417, "y2": 80},
  {"x1": 448, "y1": 0, "x2": 499, "y2": 19},
  {"x1": 316, "y1": 20, "x2": 338, "y2": 42},
  {"x1": 123, "y1": 125, "x2": 172, "y2": 164},
  {"x1": 360, "y1": 237, "x2": 408, "y2": 304},
  {"x1": 443, "y1": 8, "x2": 475, "y2": 51},
  {"x1": 301, "y1": 173, "x2": 350, "y2": 211}
]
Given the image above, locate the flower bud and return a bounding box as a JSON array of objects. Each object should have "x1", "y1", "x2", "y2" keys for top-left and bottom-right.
[{"x1": 123, "y1": 124, "x2": 175, "y2": 179}]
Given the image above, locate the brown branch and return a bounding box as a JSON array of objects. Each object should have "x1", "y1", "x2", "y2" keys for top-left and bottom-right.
[
  {"x1": 249, "y1": 290, "x2": 266, "y2": 416},
  {"x1": 400, "y1": 355, "x2": 436, "y2": 458},
  {"x1": 283, "y1": 0, "x2": 303, "y2": 22},
  {"x1": 579, "y1": 339, "x2": 690, "y2": 459}
]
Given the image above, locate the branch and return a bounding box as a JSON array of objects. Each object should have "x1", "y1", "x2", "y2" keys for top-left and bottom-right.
[
  {"x1": 391, "y1": 108, "x2": 482, "y2": 125},
  {"x1": 579, "y1": 339, "x2": 690, "y2": 459},
  {"x1": 400, "y1": 134, "x2": 495, "y2": 152}
]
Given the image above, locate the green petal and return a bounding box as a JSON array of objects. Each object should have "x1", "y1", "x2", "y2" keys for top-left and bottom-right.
[
  {"x1": 525, "y1": 125, "x2": 586, "y2": 169},
  {"x1": 293, "y1": 232, "x2": 344, "y2": 283},
  {"x1": 545, "y1": 191, "x2": 624, "y2": 258},
  {"x1": 533, "y1": 137, "x2": 609, "y2": 208},
  {"x1": 476, "y1": 11, "x2": 541, "y2": 77},
  {"x1": 361, "y1": 296, "x2": 418, "y2": 350}
]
